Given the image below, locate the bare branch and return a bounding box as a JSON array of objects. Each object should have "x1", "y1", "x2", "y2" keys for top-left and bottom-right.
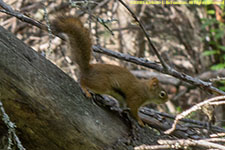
[
  {"x1": 164, "y1": 96, "x2": 225, "y2": 134},
  {"x1": 93, "y1": 46, "x2": 225, "y2": 95},
  {"x1": 204, "y1": 138, "x2": 225, "y2": 142},
  {"x1": 210, "y1": 77, "x2": 225, "y2": 82},
  {"x1": 0, "y1": 0, "x2": 46, "y2": 30},
  {"x1": 211, "y1": 133, "x2": 225, "y2": 138},
  {"x1": 209, "y1": 101, "x2": 225, "y2": 105}
]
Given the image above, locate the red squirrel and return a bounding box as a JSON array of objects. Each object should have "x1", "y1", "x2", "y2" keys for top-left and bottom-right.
[{"x1": 51, "y1": 16, "x2": 168, "y2": 126}]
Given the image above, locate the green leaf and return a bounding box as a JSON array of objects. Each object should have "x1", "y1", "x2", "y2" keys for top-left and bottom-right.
[
  {"x1": 176, "y1": 106, "x2": 182, "y2": 113},
  {"x1": 202, "y1": 50, "x2": 219, "y2": 56},
  {"x1": 219, "y1": 86, "x2": 225, "y2": 91},
  {"x1": 201, "y1": 18, "x2": 217, "y2": 29},
  {"x1": 211, "y1": 63, "x2": 225, "y2": 70},
  {"x1": 215, "y1": 32, "x2": 224, "y2": 39},
  {"x1": 209, "y1": 40, "x2": 217, "y2": 45},
  {"x1": 219, "y1": 80, "x2": 225, "y2": 84},
  {"x1": 210, "y1": 28, "x2": 223, "y2": 33},
  {"x1": 207, "y1": 10, "x2": 215, "y2": 15},
  {"x1": 219, "y1": 46, "x2": 225, "y2": 51}
]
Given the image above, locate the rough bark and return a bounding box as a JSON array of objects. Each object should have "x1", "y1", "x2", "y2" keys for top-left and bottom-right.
[{"x1": 0, "y1": 25, "x2": 131, "y2": 150}]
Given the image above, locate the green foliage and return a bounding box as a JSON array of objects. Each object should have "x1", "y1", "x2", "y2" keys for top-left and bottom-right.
[
  {"x1": 202, "y1": 50, "x2": 219, "y2": 56},
  {"x1": 211, "y1": 63, "x2": 225, "y2": 70},
  {"x1": 201, "y1": 5, "x2": 225, "y2": 71},
  {"x1": 207, "y1": 10, "x2": 215, "y2": 15},
  {"x1": 201, "y1": 18, "x2": 217, "y2": 29},
  {"x1": 219, "y1": 86, "x2": 225, "y2": 91},
  {"x1": 176, "y1": 106, "x2": 182, "y2": 113},
  {"x1": 201, "y1": 5, "x2": 225, "y2": 91},
  {"x1": 187, "y1": 111, "x2": 197, "y2": 119},
  {"x1": 217, "y1": 81, "x2": 225, "y2": 91}
]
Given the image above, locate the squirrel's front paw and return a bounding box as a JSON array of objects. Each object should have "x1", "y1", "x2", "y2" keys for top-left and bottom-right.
[{"x1": 81, "y1": 86, "x2": 92, "y2": 98}]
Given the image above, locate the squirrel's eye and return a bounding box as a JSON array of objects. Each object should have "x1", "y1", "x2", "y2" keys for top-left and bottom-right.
[{"x1": 159, "y1": 91, "x2": 166, "y2": 98}]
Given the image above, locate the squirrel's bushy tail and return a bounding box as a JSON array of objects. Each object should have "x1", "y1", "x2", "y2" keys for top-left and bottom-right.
[{"x1": 51, "y1": 16, "x2": 91, "y2": 73}]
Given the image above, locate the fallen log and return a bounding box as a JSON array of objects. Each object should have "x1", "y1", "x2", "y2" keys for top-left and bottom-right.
[{"x1": 0, "y1": 25, "x2": 130, "y2": 150}]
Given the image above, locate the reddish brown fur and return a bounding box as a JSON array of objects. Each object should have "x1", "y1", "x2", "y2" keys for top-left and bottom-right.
[
  {"x1": 51, "y1": 16, "x2": 168, "y2": 126},
  {"x1": 52, "y1": 16, "x2": 91, "y2": 72}
]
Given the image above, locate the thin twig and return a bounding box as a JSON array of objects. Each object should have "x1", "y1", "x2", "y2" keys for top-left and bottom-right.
[
  {"x1": 118, "y1": 0, "x2": 169, "y2": 70},
  {"x1": 158, "y1": 139, "x2": 225, "y2": 150},
  {"x1": 0, "y1": 100, "x2": 26, "y2": 150},
  {"x1": 0, "y1": 0, "x2": 46, "y2": 30},
  {"x1": 204, "y1": 138, "x2": 225, "y2": 142},
  {"x1": 210, "y1": 77, "x2": 225, "y2": 82},
  {"x1": 209, "y1": 101, "x2": 225, "y2": 105},
  {"x1": 211, "y1": 132, "x2": 225, "y2": 138}
]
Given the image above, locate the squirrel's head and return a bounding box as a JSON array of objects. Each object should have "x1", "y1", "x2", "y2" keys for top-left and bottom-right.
[{"x1": 146, "y1": 77, "x2": 168, "y2": 104}]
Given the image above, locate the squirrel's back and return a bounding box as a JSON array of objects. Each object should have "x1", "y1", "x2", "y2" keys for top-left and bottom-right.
[{"x1": 51, "y1": 16, "x2": 92, "y2": 72}]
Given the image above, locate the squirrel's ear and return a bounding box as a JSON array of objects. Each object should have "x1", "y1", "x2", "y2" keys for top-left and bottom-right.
[{"x1": 149, "y1": 77, "x2": 159, "y2": 87}]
